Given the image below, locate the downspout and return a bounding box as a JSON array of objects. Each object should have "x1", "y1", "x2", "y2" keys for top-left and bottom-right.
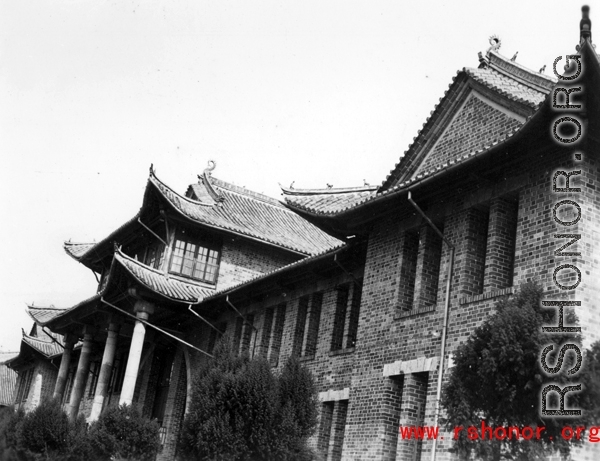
[
  {"x1": 226, "y1": 295, "x2": 259, "y2": 357},
  {"x1": 100, "y1": 297, "x2": 212, "y2": 358},
  {"x1": 407, "y1": 191, "x2": 455, "y2": 461}
]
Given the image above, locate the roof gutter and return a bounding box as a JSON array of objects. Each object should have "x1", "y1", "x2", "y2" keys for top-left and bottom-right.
[{"x1": 407, "y1": 191, "x2": 455, "y2": 461}]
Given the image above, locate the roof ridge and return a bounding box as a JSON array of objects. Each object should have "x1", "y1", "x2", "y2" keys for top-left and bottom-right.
[
  {"x1": 486, "y1": 51, "x2": 556, "y2": 91},
  {"x1": 209, "y1": 176, "x2": 286, "y2": 207},
  {"x1": 281, "y1": 184, "x2": 378, "y2": 196},
  {"x1": 28, "y1": 305, "x2": 68, "y2": 311}
]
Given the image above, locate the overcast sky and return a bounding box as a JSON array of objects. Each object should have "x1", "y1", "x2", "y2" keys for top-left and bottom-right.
[{"x1": 0, "y1": 1, "x2": 587, "y2": 351}]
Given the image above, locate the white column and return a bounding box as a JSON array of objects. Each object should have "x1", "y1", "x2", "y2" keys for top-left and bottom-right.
[
  {"x1": 53, "y1": 334, "x2": 76, "y2": 400},
  {"x1": 89, "y1": 322, "x2": 119, "y2": 421},
  {"x1": 67, "y1": 332, "x2": 93, "y2": 421},
  {"x1": 119, "y1": 300, "x2": 155, "y2": 406}
]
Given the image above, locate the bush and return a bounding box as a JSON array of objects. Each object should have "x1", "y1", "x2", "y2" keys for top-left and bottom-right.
[
  {"x1": 88, "y1": 404, "x2": 161, "y2": 461},
  {"x1": 178, "y1": 339, "x2": 318, "y2": 461}
]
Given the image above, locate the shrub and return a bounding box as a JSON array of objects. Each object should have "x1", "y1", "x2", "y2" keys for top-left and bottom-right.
[
  {"x1": 179, "y1": 339, "x2": 318, "y2": 461},
  {"x1": 88, "y1": 404, "x2": 161, "y2": 461}
]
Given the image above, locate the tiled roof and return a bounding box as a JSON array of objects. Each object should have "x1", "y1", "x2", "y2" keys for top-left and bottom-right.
[
  {"x1": 27, "y1": 306, "x2": 69, "y2": 325},
  {"x1": 64, "y1": 242, "x2": 95, "y2": 259},
  {"x1": 22, "y1": 333, "x2": 64, "y2": 358},
  {"x1": 281, "y1": 185, "x2": 378, "y2": 215},
  {"x1": 151, "y1": 173, "x2": 341, "y2": 255},
  {"x1": 63, "y1": 214, "x2": 140, "y2": 265},
  {"x1": 464, "y1": 67, "x2": 547, "y2": 107},
  {"x1": 0, "y1": 364, "x2": 16, "y2": 406},
  {"x1": 286, "y1": 52, "x2": 553, "y2": 217},
  {"x1": 115, "y1": 251, "x2": 215, "y2": 303}
]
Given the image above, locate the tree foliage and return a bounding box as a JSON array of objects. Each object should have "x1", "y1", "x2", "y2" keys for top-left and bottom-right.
[
  {"x1": 87, "y1": 404, "x2": 161, "y2": 461},
  {"x1": 0, "y1": 399, "x2": 160, "y2": 461},
  {"x1": 442, "y1": 282, "x2": 599, "y2": 460},
  {"x1": 178, "y1": 339, "x2": 318, "y2": 461}
]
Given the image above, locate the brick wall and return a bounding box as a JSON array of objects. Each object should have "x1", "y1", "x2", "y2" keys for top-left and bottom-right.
[
  {"x1": 414, "y1": 94, "x2": 522, "y2": 178},
  {"x1": 217, "y1": 237, "x2": 300, "y2": 291}
]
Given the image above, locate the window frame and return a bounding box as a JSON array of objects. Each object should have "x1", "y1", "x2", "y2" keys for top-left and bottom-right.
[{"x1": 168, "y1": 232, "x2": 221, "y2": 284}]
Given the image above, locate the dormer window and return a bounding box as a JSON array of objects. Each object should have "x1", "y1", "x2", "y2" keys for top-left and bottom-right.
[{"x1": 169, "y1": 236, "x2": 220, "y2": 284}]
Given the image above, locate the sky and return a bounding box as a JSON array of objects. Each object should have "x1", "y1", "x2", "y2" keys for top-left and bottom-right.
[{"x1": 0, "y1": 0, "x2": 589, "y2": 351}]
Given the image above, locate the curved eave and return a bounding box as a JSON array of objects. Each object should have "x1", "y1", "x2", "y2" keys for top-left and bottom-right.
[
  {"x1": 149, "y1": 173, "x2": 317, "y2": 256},
  {"x1": 64, "y1": 213, "x2": 141, "y2": 271},
  {"x1": 113, "y1": 250, "x2": 215, "y2": 304}
]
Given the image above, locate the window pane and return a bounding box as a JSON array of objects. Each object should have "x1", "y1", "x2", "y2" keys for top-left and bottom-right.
[
  {"x1": 182, "y1": 243, "x2": 196, "y2": 276},
  {"x1": 193, "y1": 247, "x2": 209, "y2": 279},
  {"x1": 170, "y1": 240, "x2": 185, "y2": 273}
]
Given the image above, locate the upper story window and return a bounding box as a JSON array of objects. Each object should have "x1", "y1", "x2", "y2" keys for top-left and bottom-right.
[
  {"x1": 169, "y1": 235, "x2": 220, "y2": 284},
  {"x1": 144, "y1": 242, "x2": 165, "y2": 270}
]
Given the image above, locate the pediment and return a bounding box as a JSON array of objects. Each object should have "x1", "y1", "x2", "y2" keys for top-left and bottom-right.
[{"x1": 408, "y1": 90, "x2": 525, "y2": 181}]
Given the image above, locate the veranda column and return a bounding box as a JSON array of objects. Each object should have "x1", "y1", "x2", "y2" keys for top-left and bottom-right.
[
  {"x1": 89, "y1": 322, "x2": 119, "y2": 421},
  {"x1": 53, "y1": 333, "x2": 76, "y2": 400},
  {"x1": 67, "y1": 331, "x2": 94, "y2": 421},
  {"x1": 119, "y1": 300, "x2": 155, "y2": 406}
]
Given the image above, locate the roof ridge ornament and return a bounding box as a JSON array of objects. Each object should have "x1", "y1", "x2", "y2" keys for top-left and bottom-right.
[
  {"x1": 198, "y1": 159, "x2": 225, "y2": 204},
  {"x1": 580, "y1": 5, "x2": 592, "y2": 45},
  {"x1": 486, "y1": 35, "x2": 501, "y2": 56}
]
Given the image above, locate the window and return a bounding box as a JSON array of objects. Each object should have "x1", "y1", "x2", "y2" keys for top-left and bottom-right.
[
  {"x1": 16, "y1": 368, "x2": 34, "y2": 404},
  {"x1": 331, "y1": 285, "x2": 349, "y2": 351},
  {"x1": 294, "y1": 293, "x2": 323, "y2": 358},
  {"x1": 144, "y1": 242, "x2": 165, "y2": 270},
  {"x1": 88, "y1": 361, "x2": 101, "y2": 398},
  {"x1": 331, "y1": 281, "x2": 363, "y2": 351},
  {"x1": 169, "y1": 237, "x2": 220, "y2": 284},
  {"x1": 260, "y1": 303, "x2": 286, "y2": 366}
]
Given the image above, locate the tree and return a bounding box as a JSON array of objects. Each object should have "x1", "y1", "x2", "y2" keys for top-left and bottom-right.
[
  {"x1": 441, "y1": 282, "x2": 596, "y2": 460},
  {"x1": 178, "y1": 339, "x2": 318, "y2": 461}
]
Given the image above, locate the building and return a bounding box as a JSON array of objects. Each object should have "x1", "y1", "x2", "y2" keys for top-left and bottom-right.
[{"x1": 5, "y1": 12, "x2": 600, "y2": 461}]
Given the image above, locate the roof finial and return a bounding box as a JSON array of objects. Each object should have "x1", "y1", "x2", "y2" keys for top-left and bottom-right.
[
  {"x1": 510, "y1": 51, "x2": 518, "y2": 62},
  {"x1": 149, "y1": 163, "x2": 154, "y2": 176},
  {"x1": 326, "y1": 183, "x2": 333, "y2": 189},
  {"x1": 580, "y1": 5, "x2": 591, "y2": 43},
  {"x1": 205, "y1": 160, "x2": 217, "y2": 176},
  {"x1": 486, "y1": 35, "x2": 501, "y2": 56},
  {"x1": 539, "y1": 65, "x2": 546, "y2": 74},
  {"x1": 289, "y1": 181, "x2": 295, "y2": 189}
]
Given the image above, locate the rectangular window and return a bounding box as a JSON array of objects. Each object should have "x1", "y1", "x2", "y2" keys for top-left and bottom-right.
[
  {"x1": 16, "y1": 368, "x2": 34, "y2": 404},
  {"x1": 292, "y1": 296, "x2": 309, "y2": 356},
  {"x1": 240, "y1": 314, "x2": 255, "y2": 355},
  {"x1": 260, "y1": 307, "x2": 275, "y2": 359},
  {"x1": 483, "y1": 195, "x2": 519, "y2": 290},
  {"x1": 346, "y1": 280, "x2": 362, "y2": 349},
  {"x1": 144, "y1": 242, "x2": 165, "y2": 270},
  {"x1": 169, "y1": 236, "x2": 220, "y2": 284},
  {"x1": 331, "y1": 285, "x2": 349, "y2": 351},
  {"x1": 232, "y1": 317, "x2": 244, "y2": 354},
  {"x1": 303, "y1": 292, "x2": 323, "y2": 357},
  {"x1": 269, "y1": 303, "x2": 286, "y2": 367},
  {"x1": 88, "y1": 361, "x2": 101, "y2": 398}
]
